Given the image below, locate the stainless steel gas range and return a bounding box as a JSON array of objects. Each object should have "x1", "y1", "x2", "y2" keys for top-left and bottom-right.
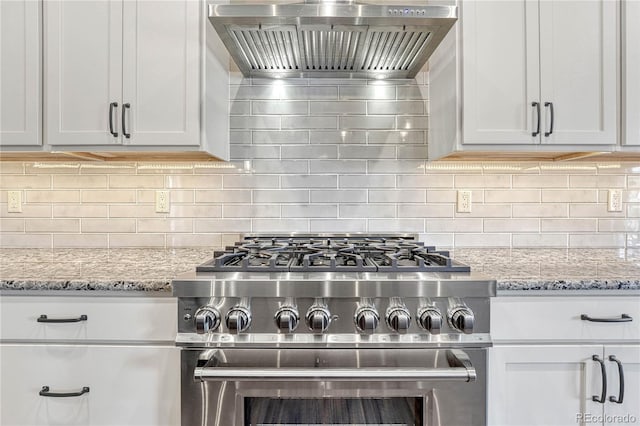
[{"x1": 173, "y1": 234, "x2": 496, "y2": 426}]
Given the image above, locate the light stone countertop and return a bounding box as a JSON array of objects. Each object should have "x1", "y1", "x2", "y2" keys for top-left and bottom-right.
[{"x1": 1, "y1": 248, "x2": 639, "y2": 294}]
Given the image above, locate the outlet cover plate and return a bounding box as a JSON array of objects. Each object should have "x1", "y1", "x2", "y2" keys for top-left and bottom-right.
[
  {"x1": 155, "y1": 190, "x2": 170, "y2": 213},
  {"x1": 457, "y1": 190, "x2": 472, "y2": 213},
  {"x1": 608, "y1": 189, "x2": 622, "y2": 212},
  {"x1": 8, "y1": 191, "x2": 22, "y2": 213}
]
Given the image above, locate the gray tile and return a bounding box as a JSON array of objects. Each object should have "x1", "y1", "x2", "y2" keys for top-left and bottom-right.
[
  {"x1": 339, "y1": 86, "x2": 395, "y2": 100},
  {"x1": 339, "y1": 204, "x2": 396, "y2": 218},
  {"x1": 397, "y1": 145, "x2": 429, "y2": 159},
  {"x1": 369, "y1": 189, "x2": 426, "y2": 203},
  {"x1": 232, "y1": 86, "x2": 282, "y2": 100},
  {"x1": 282, "y1": 116, "x2": 337, "y2": 129},
  {"x1": 340, "y1": 116, "x2": 395, "y2": 130},
  {"x1": 253, "y1": 130, "x2": 309, "y2": 144},
  {"x1": 396, "y1": 116, "x2": 428, "y2": 130},
  {"x1": 223, "y1": 175, "x2": 280, "y2": 188},
  {"x1": 230, "y1": 131, "x2": 252, "y2": 144},
  {"x1": 309, "y1": 160, "x2": 367, "y2": 174},
  {"x1": 252, "y1": 101, "x2": 308, "y2": 115},
  {"x1": 367, "y1": 131, "x2": 426, "y2": 144},
  {"x1": 368, "y1": 219, "x2": 425, "y2": 232},
  {"x1": 282, "y1": 204, "x2": 338, "y2": 218},
  {"x1": 251, "y1": 78, "x2": 309, "y2": 86},
  {"x1": 250, "y1": 160, "x2": 309, "y2": 174},
  {"x1": 397, "y1": 174, "x2": 454, "y2": 188},
  {"x1": 310, "y1": 131, "x2": 367, "y2": 144},
  {"x1": 252, "y1": 219, "x2": 309, "y2": 232},
  {"x1": 396, "y1": 85, "x2": 428, "y2": 100},
  {"x1": 253, "y1": 189, "x2": 309, "y2": 203},
  {"x1": 230, "y1": 144, "x2": 281, "y2": 160},
  {"x1": 281, "y1": 86, "x2": 338, "y2": 100},
  {"x1": 195, "y1": 219, "x2": 252, "y2": 233},
  {"x1": 338, "y1": 145, "x2": 396, "y2": 159},
  {"x1": 195, "y1": 190, "x2": 252, "y2": 203},
  {"x1": 281, "y1": 175, "x2": 338, "y2": 188},
  {"x1": 230, "y1": 101, "x2": 251, "y2": 115},
  {"x1": 338, "y1": 175, "x2": 396, "y2": 188},
  {"x1": 310, "y1": 101, "x2": 366, "y2": 115},
  {"x1": 367, "y1": 101, "x2": 424, "y2": 115},
  {"x1": 223, "y1": 204, "x2": 280, "y2": 218},
  {"x1": 368, "y1": 160, "x2": 425, "y2": 174},
  {"x1": 310, "y1": 190, "x2": 367, "y2": 203},
  {"x1": 281, "y1": 145, "x2": 338, "y2": 159},
  {"x1": 230, "y1": 116, "x2": 280, "y2": 130},
  {"x1": 397, "y1": 204, "x2": 454, "y2": 218},
  {"x1": 310, "y1": 219, "x2": 367, "y2": 232}
]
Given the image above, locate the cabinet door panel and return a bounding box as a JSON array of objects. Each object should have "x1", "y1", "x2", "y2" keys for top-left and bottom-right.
[
  {"x1": 539, "y1": 0, "x2": 617, "y2": 145},
  {"x1": 624, "y1": 0, "x2": 640, "y2": 146},
  {"x1": 45, "y1": 0, "x2": 123, "y2": 146},
  {"x1": 488, "y1": 345, "x2": 604, "y2": 426},
  {"x1": 0, "y1": 344, "x2": 180, "y2": 426},
  {"x1": 604, "y1": 345, "x2": 640, "y2": 424},
  {"x1": 122, "y1": 0, "x2": 200, "y2": 146},
  {"x1": 0, "y1": 0, "x2": 41, "y2": 146},
  {"x1": 462, "y1": 0, "x2": 540, "y2": 145}
]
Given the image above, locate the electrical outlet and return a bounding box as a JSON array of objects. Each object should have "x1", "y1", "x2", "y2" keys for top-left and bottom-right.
[
  {"x1": 457, "y1": 190, "x2": 472, "y2": 213},
  {"x1": 155, "y1": 190, "x2": 170, "y2": 213},
  {"x1": 608, "y1": 189, "x2": 622, "y2": 212},
  {"x1": 7, "y1": 191, "x2": 22, "y2": 213}
]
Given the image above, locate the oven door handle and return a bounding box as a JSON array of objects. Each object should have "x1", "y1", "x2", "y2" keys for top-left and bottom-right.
[{"x1": 195, "y1": 366, "x2": 476, "y2": 382}]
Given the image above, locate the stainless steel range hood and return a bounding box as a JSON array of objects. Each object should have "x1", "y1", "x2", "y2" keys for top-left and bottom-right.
[{"x1": 208, "y1": 1, "x2": 457, "y2": 79}]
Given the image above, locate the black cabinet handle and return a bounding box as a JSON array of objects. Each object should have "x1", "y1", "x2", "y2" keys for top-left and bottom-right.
[
  {"x1": 544, "y1": 101, "x2": 554, "y2": 137},
  {"x1": 122, "y1": 102, "x2": 131, "y2": 139},
  {"x1": 608, "y1": 355, "x2": 624, "y2": 404},
  {"x1": 39, "y1": 386, "x2": 89, "y2": 398},
  {"x1": 581, "y1": 314, "x2": 632, "y2": 323},
  {"x1": 109, "y1": 102, "x2": 118, "y2": 137},
  {"x1": 531, "y1": 102, "x2": 541, "y2": 137},
  {"x1": 37, "y1": 314, "x2": 87, "y2": 323},
  {"x1": 592, "y1": 355, "x2": 607, "y2": 403}
]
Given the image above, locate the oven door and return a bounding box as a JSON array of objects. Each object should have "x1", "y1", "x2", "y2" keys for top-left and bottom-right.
[{"x1": 181, "y1": 347, "x2": 486, "y2": 426}]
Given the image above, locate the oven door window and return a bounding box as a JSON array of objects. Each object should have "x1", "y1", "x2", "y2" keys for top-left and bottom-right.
[{"x1": 245, "y1": 397, "x2": 423, "y2": 426}]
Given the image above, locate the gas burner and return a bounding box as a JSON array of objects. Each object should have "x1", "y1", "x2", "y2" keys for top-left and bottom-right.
[{"x1": 197, "y1": 235, "x2": 470, "y2": 273}]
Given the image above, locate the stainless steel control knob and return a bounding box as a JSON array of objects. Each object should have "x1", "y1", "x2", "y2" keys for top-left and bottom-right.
[
  {"x1": 386, "y1": 306, "x2": 411, "y2": 334},
  {"x1": 355, "y1": 307, "x2": 380, "y2": 334},
  {"x1": 194, "y1": 306, "x2": 221, "y2": 334},
  {"x1": 305, "y1": 306, "x2": 331, "y2": 333},
  {"x1": 274, "y1": 306, "x2": 300, "y2": 333},
  {"x1": 449, "y1": 307, "x2": 475, "y2": 334},
  {"x1": 417, "y1": 307, "x2": 443, "y2": 334},
  {"x1": 225, "y1": 306, "x2": 251, "y2": 334}
]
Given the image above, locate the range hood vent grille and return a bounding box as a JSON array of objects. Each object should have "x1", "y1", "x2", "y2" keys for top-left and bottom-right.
[{"x1": 209, "y1": 3, "x2": 457, "y2": 79}]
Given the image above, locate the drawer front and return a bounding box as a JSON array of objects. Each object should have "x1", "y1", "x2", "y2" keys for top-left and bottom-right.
[
  {"x1": 492, "y1": 296, "x2": 640, "y2": 342},
  {"x1": 0, "y1": 296, "x2": 176, "y2": 342},
  {"x1": 0, "y1": 344, "x2": 180, "y2": 426}
]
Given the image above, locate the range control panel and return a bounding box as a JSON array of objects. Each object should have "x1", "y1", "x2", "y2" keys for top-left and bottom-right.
[{"x1": 387, "y1": 8, "x2": 428, "y2": 16}]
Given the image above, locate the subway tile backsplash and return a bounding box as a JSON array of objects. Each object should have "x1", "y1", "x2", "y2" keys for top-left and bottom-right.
[{"x1": 1, "y1": 71, "x2": 640, "y2": 248}]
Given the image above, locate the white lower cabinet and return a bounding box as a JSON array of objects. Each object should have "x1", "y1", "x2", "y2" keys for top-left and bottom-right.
[
  {"x1": 0, "y1": 344, "x2": 180, "y2": 426},
  {"x1": 0, "y1": 296, "x2": 180, "y2": 426},
  {"x1": 489, "y1": 296, "x2": 640, "y2": 426}
]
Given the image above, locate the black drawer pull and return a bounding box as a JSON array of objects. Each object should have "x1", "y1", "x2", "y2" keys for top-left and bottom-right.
[
  {"x1": 581, "y1": 314, "x2": 632, "y2": 323},
  {"x1": 609, "y1": 355, "x2": 624, "y2": 404},
  {"x1": 39, "y1": 386, "x2": 90, "y2": 398},
  {"x1": 37, "y1": 314, "x2": 88, "y2": 323},
  {"x1": 592, "y1": 355, "x2": 607, "y2": 403}
]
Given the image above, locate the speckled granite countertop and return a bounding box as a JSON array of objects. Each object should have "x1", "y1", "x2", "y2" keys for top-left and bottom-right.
[{"x1": 1, "y1": 248, "x2": 639, "y2": 294}]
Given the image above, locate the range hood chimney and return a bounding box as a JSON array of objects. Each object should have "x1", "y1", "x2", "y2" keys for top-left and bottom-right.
[{"x1": 208, "y1": 0, "x2": 457, "y2": 79}]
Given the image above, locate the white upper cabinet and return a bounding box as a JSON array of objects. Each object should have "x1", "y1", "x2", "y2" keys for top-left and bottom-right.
[
  {"x1": 43, "y1": 0, "x2": 228, "y2": 157},
  {"x1": 121, "y1": 0, "x2": 200, "y2": 146},
  {"x1": 538, "y1": 0, "x2": 618, "y2": 145},
  {"x1": 462, "y1": 0, "x2": 540, "y2": 145},
  {"x1": 0, "y1": 0, "x2": 41, "y2": 146},
  {"x1": 623, "y1": 0, "x2": 640, "y2": 146},
  {"x1": 432, "y1": 0, "x2": 619, "y2": 159},
  {"x1": 45, "y1": 0, "x2": 123, "y2": 146}
]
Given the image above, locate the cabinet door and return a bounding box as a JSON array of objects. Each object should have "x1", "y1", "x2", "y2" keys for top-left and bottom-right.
[
  {"x1": 462, "y1": 0, "x2": 540, "y2": 145},
  {"x1": 0, "y1": 344, "x2": 180, "y2": 426},
  {"x1": 604, "y1": 345, "x2": 640, "y2": 424},
  {"x1": 488, "y1": 345, "x2": 604, "y2": 426},
  {"x1": 121, "y1": 0, "x2": 200, "y2": 146},
  {"x1": 623, "y1": 0, "x2": 640, "y2": 145},
  {"x1": 45, "y1": 0, "x2": 123, "y2": 146},
  {"x1": 0, "y1": 0, "x2": 41, "y2": 146},
  {"x1": 539, "y1": 0, "x2": 618, "y2": 145}
]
